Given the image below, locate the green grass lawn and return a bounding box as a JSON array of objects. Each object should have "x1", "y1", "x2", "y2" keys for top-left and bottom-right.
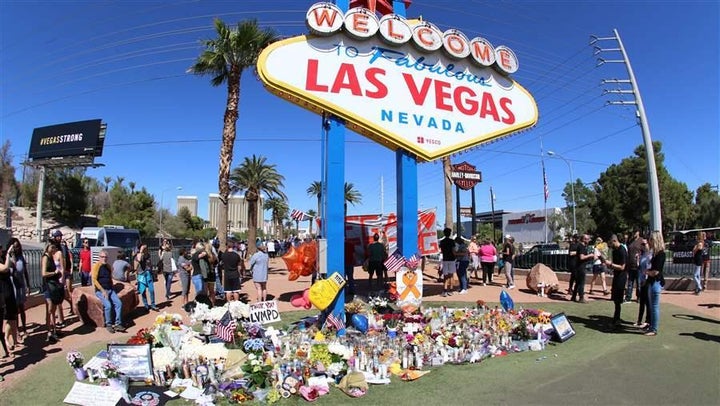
[{"x1": 5, "y1": 301, "x2": 719, "y2": 406}]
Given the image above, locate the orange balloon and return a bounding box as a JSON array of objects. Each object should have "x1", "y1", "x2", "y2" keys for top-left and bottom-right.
[
  {"x1": 282, "y1": 246, "x2": 303, "y2": 281},
  {"x1": 298, "y1": 242, "x2": 318, "y2": 276},
  {"x1": 283, "y1": 243, "x2": 319, "y2": 280}
]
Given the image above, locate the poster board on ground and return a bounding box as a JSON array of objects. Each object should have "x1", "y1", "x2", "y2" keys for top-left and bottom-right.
[{"x1": 550, "y1": 313, "x2": 576, "y2": 342}]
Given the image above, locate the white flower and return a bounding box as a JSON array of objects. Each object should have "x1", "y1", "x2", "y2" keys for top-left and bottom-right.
[
  {"x1": 152, "y1": 347, "x2": 177, "y2": 369},
  {"x1": 190, "y1": 303, "x2": 211, "y2": 324},
  {"x1": 328, "y1": 342, "x2": 352, "y2": 360},
  {"x1": 251, "y1": 360, "x2": 260, "y2": 366},
  {"x1": 209, "y1": 306, "x2": 229, "y2": 322},
  {"x1": 228, "y1": 301, "x2": 250, "y2": 319},
  {"x1": 248, "y1": 353, "x2": 257, "y2": 361},
  {"x1": 327, "y1": 362, "x2": 345, "y2": 376}
]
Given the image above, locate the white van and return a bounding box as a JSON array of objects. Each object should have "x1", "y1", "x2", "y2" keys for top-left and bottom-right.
[{"x1": 80, "y1": 226, "x2": 141, "y2": 252}]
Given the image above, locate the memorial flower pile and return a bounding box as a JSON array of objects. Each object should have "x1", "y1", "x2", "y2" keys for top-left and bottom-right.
[{"x1": 72, "y1": 285, "x2": 555, "y2": 404}]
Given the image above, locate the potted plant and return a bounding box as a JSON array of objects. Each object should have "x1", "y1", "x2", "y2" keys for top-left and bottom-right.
[
  {"x1": 102, "y1": 361, "x2": 125, "y2": 390},
  {"x1": 385, "y1": 315, "x2": 399, "y2": 338},
  {"x1": 66, "y1": 350, "x2": 86, "y2": 381}
]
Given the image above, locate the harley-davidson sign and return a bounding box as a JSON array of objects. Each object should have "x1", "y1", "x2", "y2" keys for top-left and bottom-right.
[
  {"x1": 451, "y1": 161, "x2": 481, "y2": 190},
  {"x1": 257, "y1": 2, "x2": 538, "y2": 162}
]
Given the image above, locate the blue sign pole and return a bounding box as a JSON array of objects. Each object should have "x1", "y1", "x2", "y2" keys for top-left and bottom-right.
[
  {"x1": 325, "y1": 0, "x2": 349, "y2": 334},
  {"x1": 392, "y1": 1, "x2": 418, "y2": 258}
]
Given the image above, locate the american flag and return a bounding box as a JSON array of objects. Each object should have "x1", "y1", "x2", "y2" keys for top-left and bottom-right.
[
  {"x1": 542, "y1": 161, "x2": 550, "y2": 202},
  {"x1": 405, "y1": 254, "x2": 420, "y2": 270},
  {"x1": 323, "y1": 311, "x2": 345, "y2": 331},
  {"x1": 215, "y1": 311, "x2": 237, "y2": 342},
  {"x1": 290, "y1": 209, "x2": 309, "y2": 221},
  {"x1": 384, "y1": 250, "x2": 406, "y2": 274}
]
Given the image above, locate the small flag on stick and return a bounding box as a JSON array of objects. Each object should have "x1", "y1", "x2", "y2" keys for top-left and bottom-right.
[
  {"x1": 215, "y1": 311, "x2": 237, "y2": 342},
  {"x1": 384, "y1": 250, "x2": 406, "y2": 274}
]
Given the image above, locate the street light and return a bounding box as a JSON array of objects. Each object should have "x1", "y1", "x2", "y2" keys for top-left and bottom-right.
[
  {"x1": 547, "y1": 151, "x2": 576, "y2": 235},
  {"x1": 159, "y1": 186, "x2": 182, "y2": 239}
]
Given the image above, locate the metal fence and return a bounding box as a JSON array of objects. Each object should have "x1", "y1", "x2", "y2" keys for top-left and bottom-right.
[{"x1": 513, "y1": 253, "x2": 719, "y2": 278}]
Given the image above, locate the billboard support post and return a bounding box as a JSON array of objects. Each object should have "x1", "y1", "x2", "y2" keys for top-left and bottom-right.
[{"x1": 35, "y1": 167, "x2": 46, "y2": 243}]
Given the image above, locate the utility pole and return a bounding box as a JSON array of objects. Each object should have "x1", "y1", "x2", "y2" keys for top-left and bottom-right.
[{"x1": 593, "y1": 29, "x2": 662, "y2": 232}]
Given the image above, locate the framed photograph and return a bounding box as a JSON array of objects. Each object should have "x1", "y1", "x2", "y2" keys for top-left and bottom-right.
[
  {"x1": 107, "y1": 344, "x2": 153, "y2": 381},
  {"x1": 550, "y1": 312, "x2": 576, "y2": 342}
]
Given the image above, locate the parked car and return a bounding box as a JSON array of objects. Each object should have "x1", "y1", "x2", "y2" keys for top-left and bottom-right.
[{"x1": 514, "y1": 243, "x2": 570, "y2": 271}]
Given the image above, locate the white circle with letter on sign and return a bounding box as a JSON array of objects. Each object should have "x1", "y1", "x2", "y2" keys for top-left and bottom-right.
[
  {"x1": 306, "y1": 2, "x2": 344, "y2": 36},
  {"x1": 378, "y1": 14, "x2": 412, "y2": 45},
  {"x1": 344, "y1": 7, "x2": 380, "y2": 39}
]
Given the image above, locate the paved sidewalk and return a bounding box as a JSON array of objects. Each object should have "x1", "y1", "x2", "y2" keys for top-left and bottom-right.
[{"x1": 1, "y1": 258, "x2": 717, "y2": 390}]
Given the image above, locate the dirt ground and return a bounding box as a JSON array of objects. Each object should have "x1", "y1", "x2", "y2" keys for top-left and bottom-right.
[{"x1": 0, "y1": 257, "x2": 717, "y2": 391}]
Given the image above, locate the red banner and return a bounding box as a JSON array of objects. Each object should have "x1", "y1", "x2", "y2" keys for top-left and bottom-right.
[{"x1": 344, "y1": 208, "x2": 438, "y2": 266}]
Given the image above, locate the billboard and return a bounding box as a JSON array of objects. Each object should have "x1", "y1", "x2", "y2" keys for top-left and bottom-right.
[
  {"x1": 257, "y1": 3, "x2": 538, "y2": 162},
  {"x1": 28, "y1": 119, "x2": 104, "y2": 160}
]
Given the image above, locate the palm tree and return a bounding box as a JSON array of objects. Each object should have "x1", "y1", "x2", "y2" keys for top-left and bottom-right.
[
  {"x1": 263, "y1": 196, "x2": 288, "y2": 238},
  {"x1": 129, "y1": 181, "x2": 136, "y2": 194},
  {"x1": 306, "y1": 181, "x2": 322, "y2": 219},
  {"x1": 230, "y1": 154, "x2": 286, "y2": 255},
  {"x1": 443, "y1": 157, "x2": 453, "y2": 229},
  {"x1": 103, "y1": 176, "x2": 112, "y2": 192},
  {"x1": 306, "y1": 209, "x2": 317, "y2": 236},
  {"x1": 307, "y1": 180, "x2": 361, "y2": 233},
  {"x1": 190, "y1": 19, "x2": 279, "y2": 250},
  {"x1": 344, "y1": 182, "x2": 362, "y2": 216}
]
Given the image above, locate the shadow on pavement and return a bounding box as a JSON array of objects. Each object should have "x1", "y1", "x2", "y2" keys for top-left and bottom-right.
[
  {"x1": 0, "y1": 333, "x2": 61, "y2": 374},
  {"x1": 698, "y1": 303, "x2": 719, "y2": 309},
  {"x1": 672, "y1": 313, "x2": 720, "y2": 325}
]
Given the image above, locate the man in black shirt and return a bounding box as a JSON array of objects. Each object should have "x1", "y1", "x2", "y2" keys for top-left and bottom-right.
[
  {"x1": 572, "y1": 234, "x2": 595, "y2": 303},
  {"x1": 605, "y1": 234, "x2": 628, "y2": 327},
  {"x1": 566, "y1": 234, "x2": 579, "y2": 295},
  {"x1": 439, "y1": 228, "x2": 456, "y2": 297},
  {"x1": 221, "y1": 241, "x2": 243, "y2": 302}
]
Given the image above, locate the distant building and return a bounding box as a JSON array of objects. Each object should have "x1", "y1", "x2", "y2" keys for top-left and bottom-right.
[
  {"x1": 177, "y1": 196, "x2": 198, "y2": 217},
  {"x1": 208, "y1": 193, "x2": 263, "y2": 233}
]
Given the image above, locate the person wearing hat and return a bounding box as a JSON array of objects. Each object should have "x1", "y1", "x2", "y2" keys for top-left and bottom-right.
[
  {"x1": 249, "y1": 243, "x2": 269, "y2": 302},
  {"x1": 501, "y1": 235, "x2": 516, "y2": 289},
  {"x1": 605, "y1": 234, "x2": 628, "y2": 327}
]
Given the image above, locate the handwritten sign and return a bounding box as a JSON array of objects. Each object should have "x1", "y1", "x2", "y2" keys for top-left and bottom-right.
[
  {"x1": 63, "y1": 382, "x2": 122, "y2": 406},
  {"x1": 249, "y1": 300, "x2": 281, "y2": 324}
]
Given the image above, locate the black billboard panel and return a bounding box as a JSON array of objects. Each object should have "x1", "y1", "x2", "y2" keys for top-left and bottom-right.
[{"x1": 28, "y1": 119, "x2": 103, "y2": 160}]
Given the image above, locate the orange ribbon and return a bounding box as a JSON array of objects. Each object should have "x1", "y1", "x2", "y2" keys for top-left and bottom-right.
[{"x1": 399, "y1": 271, "x2": 420, "y2": 300}]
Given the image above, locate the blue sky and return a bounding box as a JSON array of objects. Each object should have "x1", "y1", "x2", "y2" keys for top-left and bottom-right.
[{"x1": 2, "y1": 1, "x2": 718, "y2": 225}]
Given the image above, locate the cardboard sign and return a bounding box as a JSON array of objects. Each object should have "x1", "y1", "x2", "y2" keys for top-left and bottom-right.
[
  {"x1": 249, "y1": 300, "x2": 282, "y2": 324},
  {"x1": 63, "y1": 382, "x2": 122, "y2": 406},
  {"x1": 396, "y1": 268, "x2": 423, "y2": 312}
]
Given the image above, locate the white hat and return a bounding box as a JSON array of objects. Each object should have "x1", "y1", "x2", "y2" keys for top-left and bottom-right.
[{"x1": 505, "y1": 234, "x2": 512, "y2": 239}]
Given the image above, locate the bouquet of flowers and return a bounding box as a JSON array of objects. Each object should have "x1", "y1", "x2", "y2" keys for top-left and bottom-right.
[
  {"x1": 102, "y1": 361, "x2": 120, "y2": 379},
  {"x1": 241, "y1": 353, "x2": 273, "y2": 390},
  {"x1": 66, "y1": 350, "x2": 84, "y2": 368},
  {"x1": 344, "y1": 299, "x2": 368, "y2": 314},
  {"x1": 369, "y1": 296, "x2": 390, "y2": 312}
]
